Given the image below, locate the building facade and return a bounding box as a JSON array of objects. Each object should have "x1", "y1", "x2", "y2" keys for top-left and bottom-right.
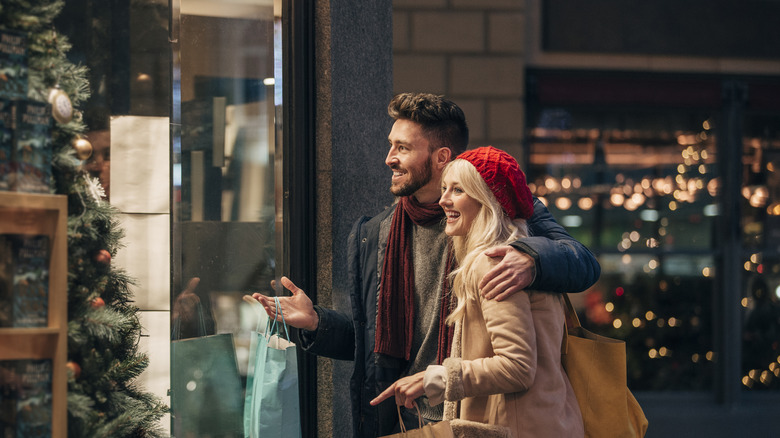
[
  {"x1": 52, "y1": 0, "x2": 779, "y2": 436},
  {"x1": 391, "y1": 1, "x2": 780, "y2": 437}
]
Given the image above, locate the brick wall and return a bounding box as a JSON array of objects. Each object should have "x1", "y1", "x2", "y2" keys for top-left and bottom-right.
[{"x1": 393, "y1": 0, "x2": 526, "y2": 158}]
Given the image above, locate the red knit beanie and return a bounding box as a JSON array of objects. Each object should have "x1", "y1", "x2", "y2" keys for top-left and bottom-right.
[{"x1": 456, "y1": 146, "x2": 534, "y2": 219}]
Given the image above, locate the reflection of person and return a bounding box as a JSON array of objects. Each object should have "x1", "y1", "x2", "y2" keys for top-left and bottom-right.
[
  {"x1": 172, "y1": 277, "x2": 215, "y2": 340},
  {"x1": 371, "y1": 146, "x2": 583, "y2": 437},
  {"x1": 254, "y1": 93, "x2": 599, "y2": 437},
  {"x1": 84, "y1": 129, "x2": 110, "y2": 200}
]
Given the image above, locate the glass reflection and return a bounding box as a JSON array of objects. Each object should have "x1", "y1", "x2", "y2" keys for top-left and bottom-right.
[
  {"x1": 171, "y1": 1, "x2": 282, "y2": 436},
  {"x1": 84, "y1": 129, "x2": 111, "y2": 201}
]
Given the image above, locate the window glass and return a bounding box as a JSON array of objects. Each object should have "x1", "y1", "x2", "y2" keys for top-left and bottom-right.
[
  {"x1": 527, "y1": 107, "x2": 718, "y2": 390},
  {"x1": 740, "y1": 113, "x2": 780, "y2": 391},
  {"x1": 171, "y1": 0, "x2": 283, "y2": 435}
]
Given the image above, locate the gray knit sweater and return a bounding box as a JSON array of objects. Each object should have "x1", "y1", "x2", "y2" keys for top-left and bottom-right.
[{"x1": 379, "y1": 214, "x2": 449, "y2": 421}]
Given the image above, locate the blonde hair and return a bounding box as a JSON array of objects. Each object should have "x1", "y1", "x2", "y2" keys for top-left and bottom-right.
[{"x1": 444, "y1": 159, "x2": 529, "y2": 324}]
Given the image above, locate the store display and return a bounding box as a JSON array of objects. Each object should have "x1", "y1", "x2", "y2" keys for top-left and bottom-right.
[
  {"x1": 0, "y1": 359, "x2": 53, "y2": 438},
  {"x1": 0, "y1": 28, "x2": 56, "y2": 195},
  {"x1": 0, "y1": 193, "x2": 67, "y2": 438},
  {"x1": 11, "y1": 101, "x2": 52, "y2": 194},
  {"x1": 0, "y1": 235, "x2": 11, "y2": 326},
  {"x1": 0, "y1": 30, "x2": 27, "y2": 100},
  {"x1": 0, "y1": 234, "x2": 50, "y2": 328},
  {"x1": 1, "y1": 0, "x2": 166, "y2": 435},
  {"x1": 0, "y1": 99, "x2": 13, "y2": 190}
]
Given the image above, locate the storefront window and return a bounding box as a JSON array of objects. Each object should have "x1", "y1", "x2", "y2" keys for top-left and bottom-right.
[
  {"x1": 527, "y1": 106, "x2": 719, "y2": 390},
  {"x1": 527, "y1": 74, "x2": 780, "y2": 396},
  {"x1": 171, "y1": 0, "x2": 283, "y2": 436},
  {"x1": 60, "y1": 0, "x2": 312, "y2": 434},
  {"x1": 740, "y1": 112, "x2": 780, "y2": 391}
]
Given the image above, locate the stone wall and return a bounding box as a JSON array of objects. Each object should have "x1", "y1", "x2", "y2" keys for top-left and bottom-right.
[{"x1": 393, "y1": 0, "x2": 527, "y2": 158}]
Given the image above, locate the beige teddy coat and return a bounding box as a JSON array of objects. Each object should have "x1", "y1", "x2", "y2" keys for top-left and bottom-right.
[{"x1": 430, "y1": 255, "x2": 584, "y2": 438}]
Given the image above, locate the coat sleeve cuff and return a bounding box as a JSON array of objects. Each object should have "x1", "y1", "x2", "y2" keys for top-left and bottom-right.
[
  {"x1": 298, "y1": 306, "x2": 323, "y2": 348},
  {"x1": 443, "y1": 357, "x2": 465, "y2": 401},
  {"x1": 423, "y1": 365, "x2": 446, "y2": 406}
]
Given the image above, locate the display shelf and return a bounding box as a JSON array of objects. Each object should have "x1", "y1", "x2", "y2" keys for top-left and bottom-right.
[
  {"x1": 0, "y1": 327, "x2": 60, "y2": 335},
  {"x1": 0, "y1": 191, "x2": 67, "y2": 438},
  {"x1": 0, "y1": 331, "x2": 60, "y2": 358}
]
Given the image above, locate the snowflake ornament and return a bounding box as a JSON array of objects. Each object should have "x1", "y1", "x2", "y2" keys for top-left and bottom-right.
[{"x1": 84, "y1": 174, "x2": 106, "y2": 202}]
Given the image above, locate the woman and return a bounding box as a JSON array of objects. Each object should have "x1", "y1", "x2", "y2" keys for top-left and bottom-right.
[{"x1": 371, "y1": 146, "x2": 584, "y2": 437}]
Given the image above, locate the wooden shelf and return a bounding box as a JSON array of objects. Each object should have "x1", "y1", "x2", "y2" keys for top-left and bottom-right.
[
  {"x1": 0, "y1": 191, "x2": 67, "y2": 438},
  {"x1": 0, "y1": 327, "x2": 60, "y2": 335}
]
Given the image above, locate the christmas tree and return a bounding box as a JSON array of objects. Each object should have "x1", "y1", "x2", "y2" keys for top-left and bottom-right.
[{"x1": 0, "y1": 0, "x2": 168, "y2": 436}]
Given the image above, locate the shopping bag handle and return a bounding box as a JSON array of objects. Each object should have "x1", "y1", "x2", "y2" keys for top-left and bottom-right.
[
  {"x1": 265, "y1": 296, "x2": 291, "y2": 342},
  {"x1": 395, "y1": 402, "x2": 424, "y2": 433}
]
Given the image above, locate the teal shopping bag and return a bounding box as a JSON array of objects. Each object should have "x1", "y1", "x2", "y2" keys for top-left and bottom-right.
[
  {"x1": 171, "y1": 302, "x2": 244, "y2": 437},
  {"x1": 244, "y1": 297, "x2": 301, "y2": 438}
]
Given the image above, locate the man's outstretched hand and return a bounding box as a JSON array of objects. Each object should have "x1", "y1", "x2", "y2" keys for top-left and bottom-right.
[{"x1": 252, "y1": 276, "x2": 319, "y2": 331}]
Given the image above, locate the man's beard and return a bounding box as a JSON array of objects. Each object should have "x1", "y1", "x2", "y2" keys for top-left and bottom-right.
[{"x1": 390, "y1": 157, "x2": 434, "y2": 198}]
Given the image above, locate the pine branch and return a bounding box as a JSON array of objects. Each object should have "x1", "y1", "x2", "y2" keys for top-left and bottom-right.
[
  {"x1": 82, "y1": 307, "x2": 138, "y2": 345},
  {"x1": 93, "y1": 392, "x2": 168, "y2": 438},
  {"x1": 0, "y1": 0, "x2": 64, "y2": 33},
  {"x1": 107, "y1": 353, "x2": 150, "y2": 384},
  {"x1": 66, "y1": 392, "x2": 96, "y2": 423}
]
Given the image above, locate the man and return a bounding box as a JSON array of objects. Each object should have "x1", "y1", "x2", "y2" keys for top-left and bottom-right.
[{"x1": 255, "y1": 93, "x2": 600, "y2": 437}]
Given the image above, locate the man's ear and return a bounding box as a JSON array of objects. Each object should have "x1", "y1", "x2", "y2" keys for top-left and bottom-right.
[{"x1": 435, "y1": 147, "x2": 452, "y2": 170}]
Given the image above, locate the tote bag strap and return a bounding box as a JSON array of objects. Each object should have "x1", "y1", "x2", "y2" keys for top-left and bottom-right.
[
  {"x1": 562, "y1": 293, "x2": 582, "y2": 329},
  {"x1": 561, "y1": 293, "x2": 581, "y2": 355},
  {"x1": 263, "y1": 296, "x2": 291, "y2": 342}
]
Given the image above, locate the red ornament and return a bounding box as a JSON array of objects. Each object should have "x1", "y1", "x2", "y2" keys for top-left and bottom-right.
[
  {"x1": 95, "y1": 249, "x2": 111, "y2": 265},
  {"x1": 66, "y1": 361, "x2": 81, "y2": 379},
  {"x1": 91, "y1": 297, "x2": 105, "y2": 308}
]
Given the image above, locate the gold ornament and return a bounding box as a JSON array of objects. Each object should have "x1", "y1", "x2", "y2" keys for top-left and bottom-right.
[{"x1": 72, "y1": 136, "x2": 93, "y2": 160}]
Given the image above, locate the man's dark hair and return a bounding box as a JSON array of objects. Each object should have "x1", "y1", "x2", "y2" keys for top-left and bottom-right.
[{"x1": 388, "y1": 92, "x2": 469, "y2": 155}]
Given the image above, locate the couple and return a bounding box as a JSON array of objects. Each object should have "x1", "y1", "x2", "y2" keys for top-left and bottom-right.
[{"x1": 254, "y1": 93, "x2": 597, "y2": 437}]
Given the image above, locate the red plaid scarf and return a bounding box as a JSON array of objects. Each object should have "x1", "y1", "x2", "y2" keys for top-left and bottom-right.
[{"x1": 374, "y1": 196, "x2": 455, "y2": 363}]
